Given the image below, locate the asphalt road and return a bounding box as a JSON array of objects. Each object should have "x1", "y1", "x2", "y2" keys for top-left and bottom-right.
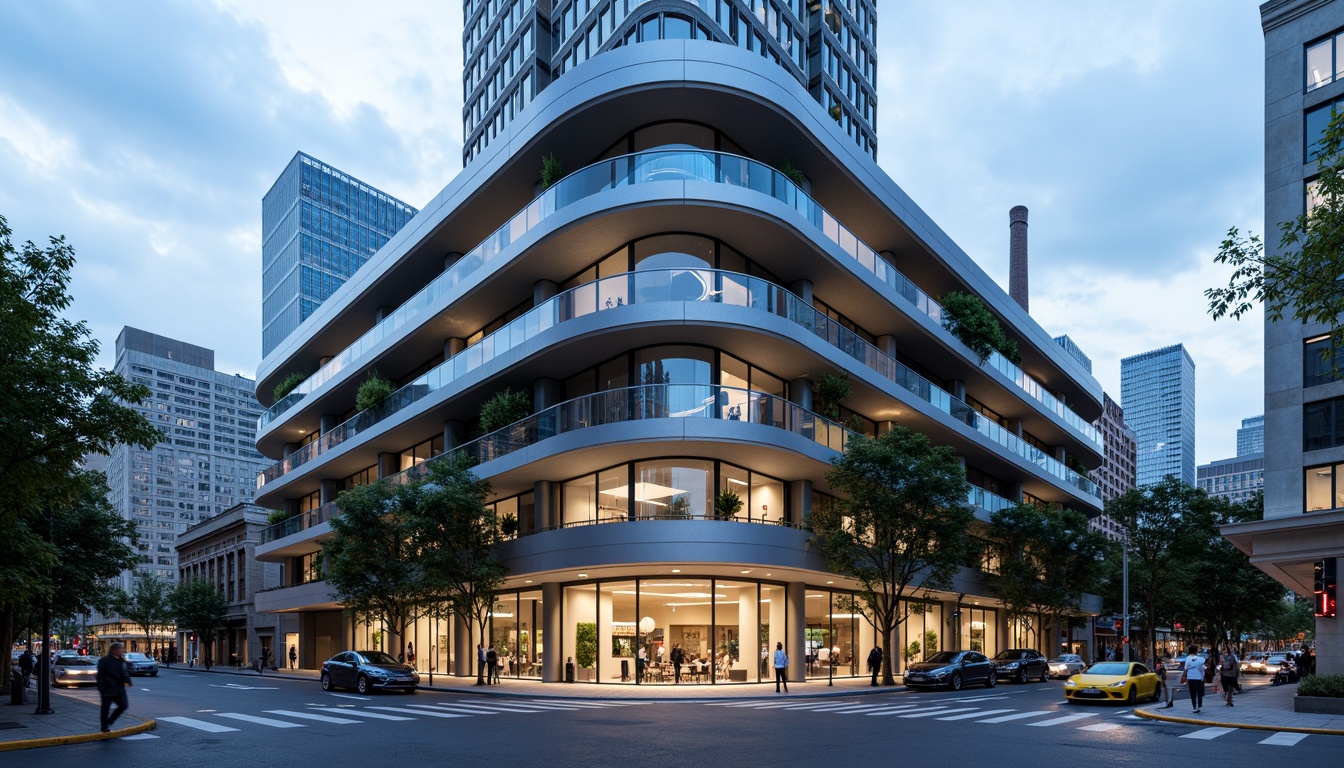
[{"x1": 20, "y1": 669, "x2": 1337, "y2": 767}]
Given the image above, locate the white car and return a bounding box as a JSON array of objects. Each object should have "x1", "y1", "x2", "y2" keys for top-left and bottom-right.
[{"x1": 1047, "y1": 654, "x2": 1086, "y2": 678}]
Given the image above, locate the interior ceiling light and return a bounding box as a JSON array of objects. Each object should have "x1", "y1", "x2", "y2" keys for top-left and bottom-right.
[{"x1": 602, "y1": 482, "x2": 686, "y2": 503}]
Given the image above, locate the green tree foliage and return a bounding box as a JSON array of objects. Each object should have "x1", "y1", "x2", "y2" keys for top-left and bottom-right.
[
  {"x1": 987, "y1": 504, "x2": 1112, "y2": 649},
  {"x1": 272, "y1": 371, "x2": 309, "y2": 402},
  {"x1": 355, "y1": 371, "x2": 394, "y2": 412},
  {"x1": 1207, "y1": 108, "x2": 1344, "y2": 365},
  {"x1": 478, "y1": 387, "x2": 532, "y2": 435},
  {"x1": 575, "y1": 622, "x2": 597, "y2": 669},
  {"x1": 1253, "y1": 593, "x2": 1316, "y2": 646},
  {"x1": 811, "y1": 426, "x2": 975, "y2": 684},
  {"x1": 812, "y1": 372, "x2": 852, "y2": 420},
  {"x1": 939, "y1": 291, "x2": 1021, "y2": 364},
  {"x1": 541, "y1": 153, "x2": 564, "y2": 190},
  {"x1": 116, "y1": 573, "x2": 172, "y2": 660},
  {"x1": 714, "y1": 489, "x2": 743, "y2": 520},
  {"x1": 170, "y1": 578, "x2": 229, "y2": 669},
  {"x1": 779, "y1": 159, "x2": 806, "y2": 187}
]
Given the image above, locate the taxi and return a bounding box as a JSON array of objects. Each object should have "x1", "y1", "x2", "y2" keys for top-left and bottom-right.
[{"x1": 1063, "y1": 661, "x2": 1162, "y2": 704}]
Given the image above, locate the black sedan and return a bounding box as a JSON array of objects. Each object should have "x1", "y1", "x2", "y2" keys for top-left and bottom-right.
[
  {"x1": 903, "y1": 650, "x2": 996, "y2": 690},
  {"x1": 991, "y1": 648, "x2": 1050, "y2": 684},
  {"x1": 321, "y1": 650, "x2": 420, "y2": 694}
]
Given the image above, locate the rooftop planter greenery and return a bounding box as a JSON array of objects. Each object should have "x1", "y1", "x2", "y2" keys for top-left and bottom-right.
[
  {"x1": 779, "y1": 159, "x2": 806, "y2": 188},
  {"x1": 272, "y1": 371, "x2": 310, "y2": 402},
  {"x1": 354, "y1": 371, "x2": 394, "y2": 413},
  {"x1": 540, "y1": 153, "x2": 564, "y2": 190},
  {"x1": 812, "y1": 371, "x2": 851, "y2": 421},
  {"x1": 478, "y1": 388, "x2": 532, "y2": 435},
  {"x1": 940, "y1": 291, "x2": 1021, "y2": 365}
]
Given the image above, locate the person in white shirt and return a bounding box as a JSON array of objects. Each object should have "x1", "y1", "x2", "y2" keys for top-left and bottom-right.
[
  {"x1": 1182, "y1": 646, "x2": 1207, "y2": 713},
  {"x1": 773, "y1": 642, "x2": 789, "y2": 693}
]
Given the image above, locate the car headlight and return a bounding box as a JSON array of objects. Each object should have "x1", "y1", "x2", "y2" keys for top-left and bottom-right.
[
  {"x1": 1002, "y1": 662, "x2": 1019, "y2": 669},
  {"x1": 1065, "y1": 679, "x2": 1076, "y2": 687},
  {"x1": 1107, "y1": 681, "x2": 1127, "y2": 687}
]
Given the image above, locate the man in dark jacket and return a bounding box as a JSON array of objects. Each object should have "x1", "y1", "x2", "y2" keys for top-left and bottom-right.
[
  {"x1": 18, "y1": 647, "x2": 35, "y2": 687},
  {"x1": 97, "y1": 642, "x2": 132, "y2": 733},
  {"x1": 867, "y1": 646, "x2": 883, "y2": 686}
]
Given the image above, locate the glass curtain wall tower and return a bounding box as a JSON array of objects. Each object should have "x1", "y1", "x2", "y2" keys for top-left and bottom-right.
[
  {"x1": 1120, "y1": 344, "x2": 1196, "y2": 487},
  {"x1": 463, "y1": 1, "x2": 878, "y2": 165},
  {"x1": 252, "y1": 3, "x2": 1106, "y2": 681}
]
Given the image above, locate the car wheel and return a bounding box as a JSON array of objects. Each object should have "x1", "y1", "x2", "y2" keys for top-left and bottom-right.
[
  {"x1": 405, "y1": 687, "x2": 417, "y2": 694},
  {"x1": 1126, "y1": 685, "x2": 1137, "y2": 704},
  {"x1": 1016, "y1": 669, "x2": 1027, "y2": 685},
  {"x1": 985, "y1": 671, "x2": 997, "y2": 689},
  {"x1": 320, "y1": 672, "x2": 332, "y2": 691},
  {"x1": 151, "y1": 670, "x2": 158, "y2": 677},
  {"x1": 356, "y1": 675, "x2": 369, "y2": 695},
  {"x1": 1040, "y1": 668, "x2": 1049, "y2": 684},
  {"x1": 949, "y1": 673, "x2": 963, "y2": 691}
]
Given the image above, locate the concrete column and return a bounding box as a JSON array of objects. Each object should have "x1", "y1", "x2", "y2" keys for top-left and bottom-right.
[
  {"x1": 739, "y1": 588, "x2": 760, "y2": 681},
  {"x1": 950, "y1": 379, "x2": 966, "y2": 401},
  {"x1": 787, "y1": 582, "x2": 807, "y2": 682},
  {"x1": 443, "y1": 419, "x2": 466, "y2": 449},
  {"x1": 943, "y1": 601, "x2": 960, "y2": 652},
  {"x1": 1008, "y1": 481, "x2": 1023, "y2": 504},
  {"x1": 1054, "y1": 446, "x2": 1067, "y2": 463},
  {"x1": 282, "y1": 442, "x2": 299, "y2": 455},
  {"x1": 378, "y1": 452, "x2": 399, "y2": 479},
  {"x1": 877, "y1": 420, "x2": 895, "y2": 435},
  {"x1": 319, "y1": 479, "x2": 339, "y2": 505},
  {"x1": 533, "y1": 377, "x2": 562, "y2": 410},
  {"x1": 319, "y1": 356, "x2": 333, "y2": 367},
  {"x1": 788, "y1": 279, "x2": 813, "y2": 306},
  {"x1": 789, "y1": 378, "x2": 813, "y2": 411},
  {"x1": 1007, "y1": 418, "x2": 1023, "y2": 438},
  {"x1": 444, "y1": 252, "x2": 463, "y2": 270},
  {"x1": 876, "y1": 334, "x2": 898, "y2": 358},
  {"x1": 534, "y1": 480, "x2": 555, "y2": 529},
  {"x1": 319, "y1": 414, "x2": 338, "y2": 435},
  {"x1": 454, "y1": 612, "x2": 472, "y2": 677},
  {"x1": 786, "y1": 479, "x2": 811, "y2": 526},
  {"x1": 375, "y1": 306, "x2": 393, "y2": 323},
  {"x1": 542, "y1": 582, "x2": 562, "y2": 683},
  {"x1": 533, "y1": 279, "x2": 559, "y2": 306},
  {"x1": 445, "y1": 337, "x2": 466, "y2": 358}
]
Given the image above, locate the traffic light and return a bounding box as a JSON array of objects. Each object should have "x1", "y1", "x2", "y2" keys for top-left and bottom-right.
[{"x1": 1314, "y1": 559, "x2": 1337, "y2": 618}]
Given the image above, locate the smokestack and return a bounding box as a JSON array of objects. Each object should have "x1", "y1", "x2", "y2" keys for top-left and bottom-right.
[{"x1": 1009, "y1": 205, "x2": 1029, "y2": 312}]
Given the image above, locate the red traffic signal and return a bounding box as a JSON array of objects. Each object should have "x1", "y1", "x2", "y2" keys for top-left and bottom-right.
[{"x1": 1122, "y1": 637, "x2": 1130, "y2": 644}]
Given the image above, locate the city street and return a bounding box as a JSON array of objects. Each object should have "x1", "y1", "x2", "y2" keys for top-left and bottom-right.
[{"x1": 20, "y1": 668, "x2": 1337, "y2": 766}]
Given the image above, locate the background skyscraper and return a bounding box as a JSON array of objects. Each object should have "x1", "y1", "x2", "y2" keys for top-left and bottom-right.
[
  {"x1": 1120, "y1": 343, "x2": 1196, "y2": 487},
  {"x1": 261, "y1": 152, "x2": 417, "y2": 357},
  {"x1": 462, "y1": 1, "x2": 878, "y2": 165},
  {"x1": 1237, "y1": 414, "x2": 1265, "y2": 456}
]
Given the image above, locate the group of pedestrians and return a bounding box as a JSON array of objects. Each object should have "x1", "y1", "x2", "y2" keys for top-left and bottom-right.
[
  {"x1": 1178, "y1": 645, "x2": 1243, "y2": 713},
  {"x1": 476, "y1": 642, "x2": 502, "y2": 684}
]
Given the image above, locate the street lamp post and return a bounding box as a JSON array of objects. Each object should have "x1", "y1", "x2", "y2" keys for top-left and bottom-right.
[{"x1": 1121, "y1": 535, "x2": 1131, "y2": 663}]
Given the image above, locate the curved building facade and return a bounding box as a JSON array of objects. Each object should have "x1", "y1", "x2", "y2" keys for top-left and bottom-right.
[{"x1": 252, "y1": 16, "x2": 1104, "y2": 684}]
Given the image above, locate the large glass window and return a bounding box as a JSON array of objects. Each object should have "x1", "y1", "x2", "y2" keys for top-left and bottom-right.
[
  {"x1": 601, "y1": 581, "x2": 638, "y2": 683},
  {"x1": 1304, "y1": 395, "x2": 1344, "y2": 451},
  {"x1": 1305, "y1": 463, "x2": 1344, "y2": 512},
  {"x1": 1305, "y1": 335, "x2": 1342, "y2": 388},
  {"x1": 957, "y1": 605, "x2": 998, "y2": 657},
  {"x1": 633, "y1": 459, "x2": 712, "y2": 518},
  {"x1": 898, "y1": 601, "x2": 943, "y2": 671}
]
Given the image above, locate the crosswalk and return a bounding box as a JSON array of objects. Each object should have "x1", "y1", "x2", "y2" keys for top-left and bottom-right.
[
  {"x1": 704, "y1": 697, "x2": 1323, "y2": 748},
  {"x1": 139, "y1": 697, "x2": 640, "y2": 739}
]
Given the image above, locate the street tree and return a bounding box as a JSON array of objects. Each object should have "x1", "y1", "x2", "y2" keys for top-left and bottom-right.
[
  {"x1": 987, "y1": 503, "x2": 1112, "y2": 651},
  {"x1": 117, "y1": 572, "x2": 173, "y2": 659},
  {"x1": 812, "y1": 427, "x2": 975, "y2": 685},
  {"x1": 1206, "y1": 108, "x2": 1344, "y2": 367},
  {"x1": 170, "y1": 578, "x2": 229, "y2": 669}
]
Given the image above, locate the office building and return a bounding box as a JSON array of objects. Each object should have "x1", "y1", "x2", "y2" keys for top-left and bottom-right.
[
  {"x1": 1121, "y1": 344, "x2": 1196, "y2": 487},
  {"x1": 1198, "y1": 455, "x2": 1265, "y2": 505},
  {"x1": 251, "y1": 3, "x2": 1106, "y2": 682},
  {"x1": 1226, "y1": 0, "x2": 1344, "y2": 677},
  {"x1": 1054, "y1": 335, "x2": 1093, "y2": 374},
  {"x1": 261, "y1": 152, "x2": 418, "y2": 357},
  {"x1": 463, "y1": 1, "x2": 878, "y2": 165},
  {"x1": 1091, "y1": 392, "x2": 1136, "y2": 503},
  {"x1": 1238, "y1": 414, "x2": 1265, "y2": 456}
]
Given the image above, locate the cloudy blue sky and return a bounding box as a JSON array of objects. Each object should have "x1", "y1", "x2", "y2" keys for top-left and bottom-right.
[{"x1": 0, "y1": 1, "x2": 1264, "y2": 463}]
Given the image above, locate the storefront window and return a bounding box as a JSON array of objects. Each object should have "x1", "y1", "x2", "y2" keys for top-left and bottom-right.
[
  {"x1": 714, "y1": 581, "x2": 751, "y2": 682},
  {"x1": 601, "y1": 581, "x2": 638, "y2": 683},
  {"x1": 491, "y1": 593, "x2": 519, "y2": 677},
  {"x1": 959, "y1": 605, "x2": 997, "y2": 658},
  {"x1": 564, "y1": 584, "x2": 598, "y2": 682},
  {"x1": 519, "y1": 590, "x2": 542, "y2": 677},
  {"x1": 899, "y1": 601, "x2": 942, "y2": 670}
]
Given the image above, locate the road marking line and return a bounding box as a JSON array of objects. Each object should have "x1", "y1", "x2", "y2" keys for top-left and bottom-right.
[
  {"x1": 1259, "y1": 732, "x2": 1309, "y2": 746},
  {"x1": 497, "y1": 702, "x2": 586, "y2": 710},
  {"x1": 862, "y1": 705, "x2": 926, "y2": 716},
  {"x1": 327, "y1": 693, "x2": 372, "y2": 700},
  {"x1": 939, "y1": 695, "x2": 1010, "y2": 703},
  {"x1": 120, "y1": 733, "x2": 159, "y2": 740},
  {"x1": 528, "y1": 700, "x2": 625, "y2": 708},
  {"x1": 1027, "y1": 713, "x2": 1096, "y2": 727},
  {"x1": 1180, "y1": 727, "x2": 1237, "y2": 740},
  {"x1": 815, "y1": 705, "x2": 903, "y2": 713},
  {"x1": 368, "y1": 706, "x2": 468, "y2": 718},
  {"x1": 900, "y1": 707, "x2": 978, "y2": 719},
  {"x1": 214, "y1": 713, "x2": 305, "y2": 728},
  {"x1": 977, "y1": 710, "x2": 1056, "y2": 723},
  {"x1": 432, "y1": 704, "x2": 555, "y2": 713},
  {"x1": 1078, "y1": 723, "x2": 1122, "y2": 732},
  {"x1": 266, "y1": 709, "x2": 365, "y2": 724},
  {"x1": 937, "y1": 709, "x2": 1015, "y2": 721},
  {"x1": 410, "y1": 704, "x2": 498, "y2": 715},
  {"x1": 325, "y1": 709, "x2": 416, "y2": 721},
  {"x1": 158, "y1": 716, "x2": 241, "y2": 733},
  {"x1": 790, "y1": 703, "x2": 877, "y2": 712}
]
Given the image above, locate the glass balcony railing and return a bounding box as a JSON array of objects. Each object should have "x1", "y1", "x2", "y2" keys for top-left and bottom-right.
[
  {"x1": 258, "y1": 383, "x2": 1023, "y2": 544},
  {"x1": 258, "y1": 149, "x2": 1100, "y2": 451},
  {"x1": 256, "y1": 269, "x2": 1098, "y2": 499}
]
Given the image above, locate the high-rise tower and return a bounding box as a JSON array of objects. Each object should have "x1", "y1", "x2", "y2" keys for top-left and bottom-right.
[{"x1": 1120, "y1": 344, "x2": 1196, "y2": 487}]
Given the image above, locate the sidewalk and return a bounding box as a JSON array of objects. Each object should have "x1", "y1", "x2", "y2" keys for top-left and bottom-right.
[
  {"x1": 1136, "y1": 681, "x2": 1344, "y2": 735},
  {"x1": 0, "y1": 688, "x2": 154, "y2": 752}
]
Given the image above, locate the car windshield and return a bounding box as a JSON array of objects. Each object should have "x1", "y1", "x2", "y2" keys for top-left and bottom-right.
[
  {"x1": 1048, "y1": 656, "x2": 1074, "y2": 663},
  {"x1": 125, "y1": 653, "x2": 151, "y2": 661},
  {"x1": 58, "y1": 657, "x2": 96, "y2": 667},
  {"x1": 992, "y1": 650, "x2": 1026, "y2": 660},
  {"x1": 922, "y1": 652, "x2": 961, "y2": 664},
  {"x1": 1085, "y1": 663, "x2": 1131, "y2": 676},
  {"x1": 358, "y1": 651, "x2": 401, "y2": 665}
]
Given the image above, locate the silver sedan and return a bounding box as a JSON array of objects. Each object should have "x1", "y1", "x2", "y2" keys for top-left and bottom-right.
[{"x1": 1047, "y1": 654, "x2": 1087, "y2": 678}]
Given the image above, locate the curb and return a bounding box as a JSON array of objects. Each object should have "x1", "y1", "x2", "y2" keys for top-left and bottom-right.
[
  {"x1": 1134, "y1": 707, "x2": 1344, "y2": 736},
  {"x1": 0, "y1": 718, "x2": 156, "y2": 752}
]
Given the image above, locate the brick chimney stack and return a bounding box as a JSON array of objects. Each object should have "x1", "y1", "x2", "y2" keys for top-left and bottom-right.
[{"x1": 1009, "y1": 205, "x2": 1029, "y2": 312}]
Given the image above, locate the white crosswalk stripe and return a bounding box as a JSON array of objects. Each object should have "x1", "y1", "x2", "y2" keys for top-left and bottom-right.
[
  {"x1": 1078, "y1": 722, "x2": 1122, "y2": 732},
  {"x1": 1180, "y1": 727, "x2": 1237, "y2": 740},
  {"x1": 119, "y1": 733, "x2": 160, "y2": 740},
  {"x1": 323, "y1": 709, "x2": 416, "y2": 721},
  {"x1": 213, "y1": 713, "x2": 306, "y2": 728},
  {"x1": 158, "y1": 716, "x2": 241, "y2": 733},
  {"x1": 977, "y1": 710, "x2": 1057, "y2": 723},
  {"x1": 863, "y1": 705, "x2": 927, "y2": 715},
  {"x1": 937, "y1": 709, "x2": 1016, "y2": 721},
  {"x1": 368, "y1": 706, "x2": 469, "y2": 718},
  {"x1": 898, "y1": 707, "x2": 978, "y2": 719},
  {"x1": 1259, "y1": 732, "x2": 1309, "y2": 746},
  {"x1": 1026, "y1": 713, "x2": 1095, "y2": 727},
  {"x1": 264, "y1": 709, "x2": 365, "y2": 724}
]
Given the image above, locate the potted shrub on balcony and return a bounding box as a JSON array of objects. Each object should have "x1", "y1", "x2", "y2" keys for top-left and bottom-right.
[
  {"x1": 714, "y1": 489, "x2": 743, "y2": 520},
  {"x1": 541, "y1": 153, "x2": 564, "y2": 191},
  {"x1": 355, "y1": 371, "x2": 394, "y2": 413},
  {"x1": 500, "y1": 512, "x2": 519, "y2": 539},
  {"x1": 272, "y1": 371, "x2": 309, "y2": 402},
  {"x1": 939, "y1": 291, "x2": 1021, "y2": 365}
]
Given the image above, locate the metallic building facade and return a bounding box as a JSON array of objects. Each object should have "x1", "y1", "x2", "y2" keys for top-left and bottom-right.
[
  {"x1": 1120, "y1": 344, "x2": 1196, "y2": 487},
  {"x1": 261, "y1": 152, "x2": 418, "y2": 357}
]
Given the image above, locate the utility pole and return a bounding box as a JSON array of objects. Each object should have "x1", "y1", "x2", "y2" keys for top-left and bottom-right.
[{"x1": 1122, "y1": 534, "x2": 1130, "y2": 663}]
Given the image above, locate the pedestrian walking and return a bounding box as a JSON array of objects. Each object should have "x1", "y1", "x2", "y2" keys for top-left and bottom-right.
[
  {"x1": 773, "y1": 642, "x2": 789, "y2": 693},
  {"x1": 1181, "y1": 646, "x2": 1206, "y2": 713},
  {"x1": 486, "y1": 644, "x2": 499, "y2": 684},
  {"x1": 1220, "y1": 647, "x2": 1239, "y2": 707},
  {"x1": 670, "y1": 643, "x2": 685, "y2": 684},
  {"x1": 18, "y1": 647, "x2": 34, "y2": 688},
  {"x1": 97, "y1": 642, "x2": 132, "y2": 733},
  {"x1": 636, "y1": 646, "x2": 647, "y2": 682},
  {"x1": 477, "y1": 643, "x2": 487, "y2": 685},
  {"x1": 867, "y1": 646, "x2": 883, "y2": 686},
  {"x1": 406, "y1": 642, "x2": 415, "y2": 668},
  {"x1": 289, "y1": 644, "x2": 297, "y2": 670}
]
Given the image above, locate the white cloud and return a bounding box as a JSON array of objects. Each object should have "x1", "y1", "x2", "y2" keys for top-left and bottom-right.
[{"x1": 0, "y1": 96, "x2": 78, "y2": 174}]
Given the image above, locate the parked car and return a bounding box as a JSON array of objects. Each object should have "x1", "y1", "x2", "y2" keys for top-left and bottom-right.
[
  {"x1": 51, "y1": 655, "x2": 100, "y2": 687},
  {"x1": 991, "y1": 649, "x2": 1049, "y2": 684},
  {"x1": 903, "y1": 650, "x2": 996, "y2": 690},
  {"x1": 1064, "y1": 661, "x2": 1162, "y2": 704},
  {"x1": 320, "y1": 650, "x2": 420, "y2": 694},
  {"x1": 1047, "y1": 654, "x2": 1087, "y2": 679},
  {"x1": 1240, "y1": 652, "x2": 1268, "y2": 674},
  {"x1": 124, "y1": 652, "x2": 159, "y2": 676}
]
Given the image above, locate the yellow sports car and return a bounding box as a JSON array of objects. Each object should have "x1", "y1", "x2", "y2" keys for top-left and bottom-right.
[{"x1": 1063, "y1": 661, "x2": 1162, "y2": 704}]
